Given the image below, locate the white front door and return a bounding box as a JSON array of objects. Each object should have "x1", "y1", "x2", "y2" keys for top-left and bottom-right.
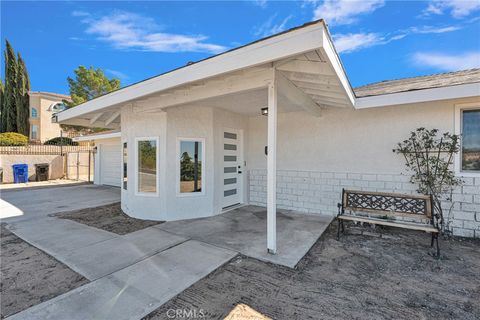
[{"x1": 222, "y1": 129, "x2": 243, "y2": 208}]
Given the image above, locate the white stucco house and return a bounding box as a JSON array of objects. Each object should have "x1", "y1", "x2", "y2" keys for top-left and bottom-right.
[{"x1": 55, "y1": 20, "x2": 480, "y2": 251}]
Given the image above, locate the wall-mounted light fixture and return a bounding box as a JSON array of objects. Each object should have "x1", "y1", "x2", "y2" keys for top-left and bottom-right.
[{"x1": 261, "y1": 107, "x2": 268, "y2": 116}]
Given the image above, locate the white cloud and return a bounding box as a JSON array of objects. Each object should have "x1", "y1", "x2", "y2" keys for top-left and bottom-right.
[
  {"x1": 72, "y1": 10, "x2": 90, "y2": 17},
  {"x1": 422, "y1": 0, "x2": 480, "y2": 18},
  {"x1": 313, "y1": 0, "x2": 385, "y2": 25},
  {"x1": 77, "y1": 11, "x2": 226, "y2": 54},
  {"x1": 252, "y1": 0, "x2": 268, "y2": 8},
  {"x1": 411, "y1": 25, "x2": 462, "y2": 33},
  {"x1": 395, "y1": 24, "x2": 462, "y2": 39},
  {"x1": 332, "y1": 22, "x2": 461, "y2": 53},
  {"x1": 254, "y1": 14, "x2": 293, "y2": 37},
  {"x1": 106, "y1": 69, "x2": 129, "y2": 81},
  {"x1": 412, "y1": 52, "x2": 480, "y2": 71},
  {"x1": 333, "y1": 22, "x2": 462, "y2": 54},
  {"x1": 333, "y1": 33, "x2": 385, "y2": 53}
]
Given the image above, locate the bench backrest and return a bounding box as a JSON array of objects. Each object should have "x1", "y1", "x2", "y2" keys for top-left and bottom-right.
[{"x1": 342, "y1": 189, "x2": 433, "y2": 219}]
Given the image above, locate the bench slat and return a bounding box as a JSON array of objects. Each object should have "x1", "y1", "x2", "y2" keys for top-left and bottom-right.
[
  {"x1": 338, "y1": 215, "x2": 438, "y2": 233},
  {"x1": 343, "y1": 207, "x2": 428, "y2": 220}
]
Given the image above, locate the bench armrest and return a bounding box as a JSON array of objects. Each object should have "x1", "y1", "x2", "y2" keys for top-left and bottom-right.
[{"x1": 337, "y1": 203, "x2": 343, "y2": 216}]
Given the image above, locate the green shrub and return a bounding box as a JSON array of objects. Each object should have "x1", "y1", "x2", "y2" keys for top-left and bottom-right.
[
  {"x1": 0, "y1": 132, "x2": 29, "y2": 146},
  {"x1": 44, "y1": 137, "x2": 78, "y2": 146}
]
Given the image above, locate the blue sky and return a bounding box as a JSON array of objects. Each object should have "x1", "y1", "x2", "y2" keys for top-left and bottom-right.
[{"x1": 1, "y1": 0, "x2": 479, "y2": 95}]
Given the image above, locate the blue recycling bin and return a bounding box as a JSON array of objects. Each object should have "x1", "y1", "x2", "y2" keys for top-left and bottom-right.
[{"x1": 12, "y1": 164, "x2": 28, "y2": 183}]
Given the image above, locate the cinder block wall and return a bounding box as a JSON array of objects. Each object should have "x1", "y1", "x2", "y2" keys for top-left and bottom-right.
[{"x1": 248, "y1": 169, "x2": 480, "y2": 238}]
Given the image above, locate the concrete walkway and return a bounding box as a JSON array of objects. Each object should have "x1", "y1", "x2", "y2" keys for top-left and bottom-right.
[
  {"x1": 6, "y1": 218, "x2": 188, "y2": 280},
  {"x1": 157, "y1": 205, "x2": 333, "y2": 268},
  {"x1": 2, "y1": 186, "x2": 330, "y2": 319},
  {"x1": 2, "y1": 185, "x2": 237, "y2": 320},
  {"x1": 7, "y1": 241, "x2": 235, "y2": 320}
]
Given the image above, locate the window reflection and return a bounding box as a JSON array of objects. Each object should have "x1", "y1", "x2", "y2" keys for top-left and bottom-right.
[
  {"x1": 138, "y1": 140, "x2": 157, "y2": 193},
  {"x1": 462, "y1": 110, "x2": 480, "y2": 171},
  {"x1": 180, "y1": 141, "x2": 203, "y2": 193}
]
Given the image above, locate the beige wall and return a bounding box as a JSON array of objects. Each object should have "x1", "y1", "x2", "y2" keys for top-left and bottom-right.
[
  {"x1": 1, "y1": 155, "x2": 64, "y2": 183},
  {"x1": 246, "y1": 96, "x2": 480, "y2": 238},
  {"x1": 247, "y1": 97, "x2": 480, "y2": 174},
  {"x1": 29, "y1": 94, "x2": 66, "y2": 141}
]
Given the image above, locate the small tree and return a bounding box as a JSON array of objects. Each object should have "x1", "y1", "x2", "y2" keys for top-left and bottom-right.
[
  {"x1": 180, "y1": 152, "x2": 194, "y2": 181},
  {"x1": 62, "y1": 66, "x2": 121, "y2": 133},
  {"x1": 393, "y1": 128, "x2": 463, "y2": 232}
]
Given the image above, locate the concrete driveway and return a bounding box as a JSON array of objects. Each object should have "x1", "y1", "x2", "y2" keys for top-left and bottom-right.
[
  {"x1": 2, "y1": 184, "x2": 236, "y2": 320},
  {"x1": 0, "y1": 184, "x2": 121, "y2": 223}
]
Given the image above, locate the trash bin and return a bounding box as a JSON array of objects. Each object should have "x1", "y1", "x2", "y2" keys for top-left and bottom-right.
[
  {"x1": 35, "y1": 163, "x2": 49, "y2": 182},
  {"x1": 12, "y1": 164, "x2": 28, "y2": 183}
]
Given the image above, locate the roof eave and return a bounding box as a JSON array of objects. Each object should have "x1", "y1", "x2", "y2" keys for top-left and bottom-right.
[
  {"x1": 355, "y1": 82, "x2": 480, "y2": 109},
  {"x1": 57, "y1": 20, "x2": 342, "y2": 123}
]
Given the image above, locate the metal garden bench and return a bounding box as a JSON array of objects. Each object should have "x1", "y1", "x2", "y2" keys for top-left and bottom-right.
[{"x1": 337, "y1": 188, "x2": 440, "y2": 255}]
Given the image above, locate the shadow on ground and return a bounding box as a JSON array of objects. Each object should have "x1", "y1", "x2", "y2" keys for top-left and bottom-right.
[{"x1": 144, "y1": 223, "x2": 480, "y2": 320}]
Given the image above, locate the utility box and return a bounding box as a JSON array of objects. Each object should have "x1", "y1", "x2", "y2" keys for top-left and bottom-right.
[{"x1": 35, "y1": 163, "x2": 50, "y2": 181}]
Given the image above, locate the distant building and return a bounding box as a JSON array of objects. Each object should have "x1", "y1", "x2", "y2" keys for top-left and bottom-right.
[{"x1": 28, "y1": 91, "x2": 70, "y2": 141}]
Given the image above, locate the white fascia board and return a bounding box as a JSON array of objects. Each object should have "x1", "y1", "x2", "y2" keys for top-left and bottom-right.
[
  {"x1": 73, "y1": 131, "x2": 121, "y2": 142},
  {"x1": 355, "y1": 83, "x2": 480, "y2": 109},
  {"x1": 319, "y1": 28, "x2": 355, "y2": 107},
  {"x1": 57, "y1": 22, "x2": 326, "y2": 122}
]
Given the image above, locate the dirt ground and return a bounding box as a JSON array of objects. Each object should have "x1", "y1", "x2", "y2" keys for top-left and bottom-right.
[
  {"x1": 144, "y1": 223, "x2": 480, "y2": 320},
  {"x1": 0, "y1": 224, "x2": 88, "y2": 319},
  {"x1": 54, "y1": 202, "x2": 162, "y2": 235}
]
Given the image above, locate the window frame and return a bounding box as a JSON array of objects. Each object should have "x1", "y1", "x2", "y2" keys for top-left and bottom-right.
[
  {"x1": 31, "y1": 125, "x2": 38, "y2": 140},
  {"x1": 454, "y1": 103, "x2": 480, "y2": 177},
  {"x1": 50, "y1": 102, "x2": 66, "y2": 114},
  {"x1": 134, "y1": 136, "x2": 159, "y2": 197},
  {"x1": 122, "y1": 140, "x2": 128, "y2": 191},
  {"x1": 31, "y1": 107, "x2": 38, "y2": 118},
  {"x1": 176, "y1": 137, "x2": 206, "y2": 197}
]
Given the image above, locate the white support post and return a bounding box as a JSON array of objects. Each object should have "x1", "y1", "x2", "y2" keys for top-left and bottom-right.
[{"x1": 267, "y1": 70, "x2": 277, "y2": 254}]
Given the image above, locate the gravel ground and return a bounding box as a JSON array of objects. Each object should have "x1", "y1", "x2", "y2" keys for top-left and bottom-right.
[
  {"x1": 144, "y1": 223, "x2": 480, "y2": 320},
  {"x1": 0, "y1": 223, "x2": 88, "y2": 319},
  {"x1": 54, "y1": 202, "x2": 162, "y2": 235}
]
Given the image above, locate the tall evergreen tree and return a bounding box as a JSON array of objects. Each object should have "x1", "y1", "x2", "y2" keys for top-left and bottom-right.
[
  {"x1": 16, "y1": 53, "x2": 30, "y2": 136},
  {"x1": 3, "y1": 40, "x2": 17, "y2": 133},
  {"x1": 0, "y1": 79, "x2": 4, "y2": 132}
]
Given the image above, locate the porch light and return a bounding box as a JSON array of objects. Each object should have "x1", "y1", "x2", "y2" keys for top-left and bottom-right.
[{"x1": 261, "y1": 107, "x2": 268, "y2": 116}]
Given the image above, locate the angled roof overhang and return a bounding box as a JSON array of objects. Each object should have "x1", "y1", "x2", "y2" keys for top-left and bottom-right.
[{"x1": 55, "y1": 20, "x2": 356, "y2": 128}]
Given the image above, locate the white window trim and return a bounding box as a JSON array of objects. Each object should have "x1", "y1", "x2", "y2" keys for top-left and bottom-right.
[
  {"x1": 135, "y1": 136, "x2": 159, "y2": 197},
  {"x1": 122, "y1": 139, "x2": 127, "y2": 191},
  {"x1": 176, "y1": 137, "x2": 206, "y2": 197},
  {"x1": 454, "y1": 102, "x2": 480, "y2": 177}
]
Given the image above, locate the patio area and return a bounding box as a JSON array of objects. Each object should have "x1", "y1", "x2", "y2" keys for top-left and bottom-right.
[{"x1": 156, "y1": 205, "x2": 333, "y2": 268}]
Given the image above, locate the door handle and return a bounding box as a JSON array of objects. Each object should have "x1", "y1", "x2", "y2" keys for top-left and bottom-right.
[{"x1": 238, "y1": 171, "x2": 242, "y2": 174}]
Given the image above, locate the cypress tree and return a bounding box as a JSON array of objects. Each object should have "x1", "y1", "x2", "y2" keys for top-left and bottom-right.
[
  {"x1": 0, "y1": 79, "x2": 4, "y2": 132},
  {"x1": 3, "y1": 40, "x2": 17, "y2": 133},
  {"x1": 16, "y1": 53, "x2": 30, "y2": 136}
]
